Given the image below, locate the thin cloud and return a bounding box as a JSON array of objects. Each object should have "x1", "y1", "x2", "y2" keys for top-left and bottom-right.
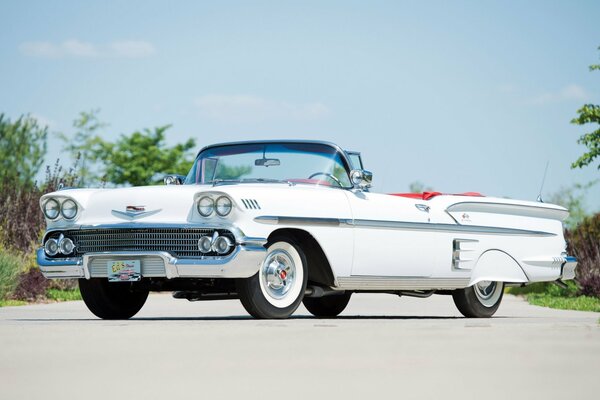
[
  {"x1": 19, "y1": 39, "x2": 156, "y2": 59},
  {"x1": 530, "y1": 84, "x2": 590, "y2": 105},
  {"x1": 194, "y1": 94, "x2": 330, "y2": 122}
]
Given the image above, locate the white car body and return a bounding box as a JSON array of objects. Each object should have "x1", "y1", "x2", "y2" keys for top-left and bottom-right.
[{"x1": 37, "y1": 140, "x2": 577, "y2": 318}]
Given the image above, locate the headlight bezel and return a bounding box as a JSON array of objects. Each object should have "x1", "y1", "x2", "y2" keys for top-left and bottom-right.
[
  {"x1": 197, "y1": 196, "x2": 215, "y2": 217},
  {"x1": 42, "y1": 197, "x2": 79, "y2": 221},
  {"x1": 215, "y1": 196, "x2": 233, "y2": 217},
  {"x1": 61, "y1": 199, "x2": 78, "y2": 220},
  {"x1": 43, "y1": 198, "x2": 61, "y2": 220}
]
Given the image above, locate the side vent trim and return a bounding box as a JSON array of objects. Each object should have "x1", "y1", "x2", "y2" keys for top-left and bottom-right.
[{"x1": 241, "y1": 199, "x2": 261, "y2": 210}]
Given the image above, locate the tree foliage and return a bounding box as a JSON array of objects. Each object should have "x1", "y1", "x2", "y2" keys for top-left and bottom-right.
[
  {"x1": 571, "y1": 46, "x2": 600, "y2": 170},
  {"x1": 91, "y1": 125, "x2": 196, "y2": 186},
  {"x1": 547, "y1": 181, "x2": 596, "y2": 229},
  {"x1": 57, "y1": 109, "x2": 107, "y2": 186},
  {"x1": 0, "y1": 114, "x2": 48, "y2": 187},
  {"x1": 409, "y1": 180, "x2": 433, "y2": 193}
]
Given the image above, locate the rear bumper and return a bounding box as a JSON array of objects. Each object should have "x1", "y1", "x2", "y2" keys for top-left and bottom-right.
[
  {"x1": 37, "y1": 240, "x2": 267, "y2": 280},
  {"x1": 561, "y1": 256, "x2": 577, "y2": 280}
]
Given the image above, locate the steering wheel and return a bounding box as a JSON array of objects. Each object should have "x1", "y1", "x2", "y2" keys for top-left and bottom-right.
[{"x1": 308, "y1": 172, "x2": 342, "y2": 187}]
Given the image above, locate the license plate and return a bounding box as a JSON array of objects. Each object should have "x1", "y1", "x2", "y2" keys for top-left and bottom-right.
[{"x1": 107, "y1": 260, "x2": 141, "y2": 282}]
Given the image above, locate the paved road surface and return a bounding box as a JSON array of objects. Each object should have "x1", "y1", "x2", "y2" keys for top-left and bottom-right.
[{"x1": 1, "y1": 293, "x2": 599, "y2": 400}]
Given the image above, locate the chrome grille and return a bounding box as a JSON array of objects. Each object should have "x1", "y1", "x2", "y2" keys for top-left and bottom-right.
[{"x1": 46, "y1": 228, "x2": 236, "y2": 258}]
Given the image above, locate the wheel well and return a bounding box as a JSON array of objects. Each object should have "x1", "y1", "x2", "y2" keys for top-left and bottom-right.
[{"x1": 267, "y1": 228, "x2": 335, "y2": 287}]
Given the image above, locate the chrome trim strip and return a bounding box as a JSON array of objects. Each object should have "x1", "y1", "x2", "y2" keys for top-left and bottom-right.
[
  {"x1": 446, "y1": 201, "x2": 568, "y2": 220},
  {"x1": 111, "y1": 209, "x2": 162, "y2": 220},
  {"x1": 254, "y1": 216, "x2": 351, "y2": 227},
  {"x1": 337, "y1": 276, "x2": 470, "y2": 290},
  {"x1": 254, "y1": 215, "x2": 555, "y2": 236}
]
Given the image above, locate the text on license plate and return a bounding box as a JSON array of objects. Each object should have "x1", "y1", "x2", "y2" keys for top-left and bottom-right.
[{"x1": 107, "y1": 260, "x2": 141, "y2": 282}]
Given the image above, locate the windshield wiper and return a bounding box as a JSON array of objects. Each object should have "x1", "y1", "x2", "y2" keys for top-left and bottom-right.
[
  {"x1": 212, "y1": 179, "x2": 242, "y2": 187},
  {"x1": 212, "y1": 178, "x2": 295, "y2": 187}
]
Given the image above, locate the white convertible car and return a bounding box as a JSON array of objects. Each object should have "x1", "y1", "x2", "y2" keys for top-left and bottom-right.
[{"x1": 37, "y1": 140, "x2": 577, "y2": 319}]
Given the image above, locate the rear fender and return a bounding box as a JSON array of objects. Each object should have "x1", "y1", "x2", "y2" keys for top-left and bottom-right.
[{"x1": 469, "y1": 249, "x2": 528, "y2": 286}]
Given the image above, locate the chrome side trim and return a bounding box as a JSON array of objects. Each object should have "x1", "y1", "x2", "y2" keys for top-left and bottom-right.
[
  {"x1": 254, "y1": 216, "x2": 352, "y2": 227},
  {"x1": 336, "y1": 276, "x2": 470, "y2": 291},
  {"x1": 254, "y1": 215, "x2": 555, "y2": 237},
  {"x1": 352, "y1": 219, "x2": 555, "y2": 236},
  {"x1": 446, "y1": 201, "x2": 568, "y2": 221}
]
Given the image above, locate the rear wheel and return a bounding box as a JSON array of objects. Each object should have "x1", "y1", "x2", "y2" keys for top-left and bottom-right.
[
  {"x1": 303, "y1": 292, "x2": 352, "y2": 318},
  {"x1": 452, "y1": 281, "x2": 504, "y2": 318},
  {"x1": 79, "y1": 278, "x2": 149, "y2": 320},
  {"x1": 236, "y1": 237, "x2": 308, "y2": 319}
]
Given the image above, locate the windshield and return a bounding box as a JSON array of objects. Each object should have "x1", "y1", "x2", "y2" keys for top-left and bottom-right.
[{"x1": 184, "y1": 142, "x2": 352, "y2": 188}]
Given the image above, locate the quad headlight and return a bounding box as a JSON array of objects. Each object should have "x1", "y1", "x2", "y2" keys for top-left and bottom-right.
[
  {"x1": 61, "y1": 199, "x2": 78, "y2": 220},
  {"x1": 44, "y1": 236, "x2": 76, "y2": 257},
  {"x1": 197, "y1": 195, "x2": 233, "y2": 218},
  {"x1": 215, "y1": 196, "x2": 232, "y2": 216},
  {"x1": 197, "y1": 196, "x2": 215, "y2": 217},
  {"x1": 42, "y1": 198, "x2": 79, "y2": 220},
  {"x1": 44, "y1": 238, "x2": 59, "y2": 256},
  {"x1": 43, "y1": 198, "x2": 60, "y2": 220}
]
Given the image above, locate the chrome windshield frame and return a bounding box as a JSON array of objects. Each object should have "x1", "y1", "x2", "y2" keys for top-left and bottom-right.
[{"x1": 188, "y1": 140, "x2": 356, "y2": 189}]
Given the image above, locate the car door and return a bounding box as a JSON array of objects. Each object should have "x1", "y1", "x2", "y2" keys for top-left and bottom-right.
[{"x1": 345, "y1": 191, "x2": 439, "y2": 277}]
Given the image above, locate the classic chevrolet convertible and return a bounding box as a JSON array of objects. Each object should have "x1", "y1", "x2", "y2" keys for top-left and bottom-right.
[{"x1": 37, "y1": 140, "x2": 577, "y2": 319}]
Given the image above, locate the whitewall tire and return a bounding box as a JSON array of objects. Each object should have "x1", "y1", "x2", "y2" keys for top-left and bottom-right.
[
  {"x1": 452, "y1": 281, "x2": 504, "y2": 318},
  {"x1": 236, "y1": 237, "x2": 308, "y2": 319}
]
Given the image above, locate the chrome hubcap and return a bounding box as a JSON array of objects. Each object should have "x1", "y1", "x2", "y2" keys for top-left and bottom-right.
[
  {"x1": 261, "y1": 249, "x2": 295, "y2": 299},
  {"x1": 475, "y1": 281, "x2": 496, "y2": 299}
]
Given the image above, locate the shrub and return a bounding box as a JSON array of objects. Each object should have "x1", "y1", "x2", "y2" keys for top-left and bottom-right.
[
  {"x1": 566, "y1": 213, "x2": 600, "y2": 297},
  {"x1": 11, "y1": 267, "x2": 48, "y2": 301},
  {"x1": 0, "y1": 250, "x2": 23, "y2": 299}
]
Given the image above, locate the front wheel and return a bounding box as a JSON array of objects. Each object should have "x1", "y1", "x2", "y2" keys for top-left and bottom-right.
[
  {"x1": 452, "y1": 281, "x2": 504, "y2": 318},
  {"x1": 236, "y1": 238, "x2": 308, "y2": 319},
  {"x1": 79, "y1": 278, "x2": 149, "y2": 320}
]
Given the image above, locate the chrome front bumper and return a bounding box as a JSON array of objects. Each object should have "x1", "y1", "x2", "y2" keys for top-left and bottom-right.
[{"x1": 37, "y1": 240, "x2": 267, "y2": 280}]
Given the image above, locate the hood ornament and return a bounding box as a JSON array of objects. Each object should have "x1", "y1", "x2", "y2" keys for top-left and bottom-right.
[{"x1": 112, "y1": 205, "x2": 161, "y2": 220}]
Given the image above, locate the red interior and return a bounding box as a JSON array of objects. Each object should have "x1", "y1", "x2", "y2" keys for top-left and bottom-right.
[{"x1": 389, "y1": 191, "x2": 483, "y2": 200}]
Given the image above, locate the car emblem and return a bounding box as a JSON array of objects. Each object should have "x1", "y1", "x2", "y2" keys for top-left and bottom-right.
[{"x1": 111, "y1": 206, "x2": 161, "y2": 220}]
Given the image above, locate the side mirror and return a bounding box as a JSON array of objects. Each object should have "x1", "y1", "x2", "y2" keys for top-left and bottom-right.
[
  {"x1": 350, "y1": 169, "x2": 373, "y2": 190},
  {"x1": 163, "y1": 175, "x2": 185, "y2": 185}
]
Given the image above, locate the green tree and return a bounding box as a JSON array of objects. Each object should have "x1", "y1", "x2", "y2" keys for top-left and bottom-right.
[
  {"x1": 571, "y1": 46, "x2": 600, "y2": 170},
  {"x1": 0, "y1": 114, "x2": 48, "y2": 187},
  {"x1": 547, "y1": 181, "x2": 597, "y2": 229},
  {"x1": 91, "y1": 125, "x2": 196, "y2": 186},
  {"x1": 58, "y1": 109, "x2": 108, "y2": 186},
  {"x1": 409, "y1": 180, "x2": 433, "y2": 193}
]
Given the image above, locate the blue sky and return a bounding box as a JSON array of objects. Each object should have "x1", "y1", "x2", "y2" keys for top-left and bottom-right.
[{"x1": 1, "y1": 0, "x2": 599, "y2": 209}]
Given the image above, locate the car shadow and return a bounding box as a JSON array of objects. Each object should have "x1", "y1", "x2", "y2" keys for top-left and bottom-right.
[{"x1": 11, "y1": 314, "x2": 510, "y2": 322}]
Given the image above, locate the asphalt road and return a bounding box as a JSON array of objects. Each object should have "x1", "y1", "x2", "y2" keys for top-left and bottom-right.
[{"x1": 1, "y1": 293, "x2": 599, "y2": 400}]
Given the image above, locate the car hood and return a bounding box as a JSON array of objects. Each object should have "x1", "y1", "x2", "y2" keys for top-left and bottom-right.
[{"x1": 42, "y1": 185, "x2": 212, "y2": 227}]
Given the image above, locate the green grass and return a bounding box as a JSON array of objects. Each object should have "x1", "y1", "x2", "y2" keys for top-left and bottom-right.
[
  {"x1": 46, "y1": 288, "x2": 82, "y2": 302},
  {"x1": 0, "y1": 299, "x2": 27, "y2": 307},
  {"x1": 508, "y1": 281, "x2": 600, "y2": 313},
  {"x1": 526, "y1": 293, "x2": 600, "y2": 312}
]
